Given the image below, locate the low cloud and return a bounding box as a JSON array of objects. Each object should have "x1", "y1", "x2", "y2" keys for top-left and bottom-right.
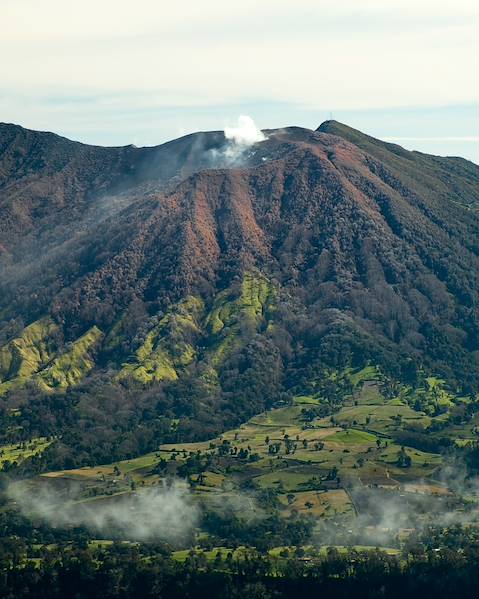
[
  {"x1": 315, "y1": 456, "x2": 479, "y2": 547},
  {"x1": 9, "y1": 479, "x2": 198, "y2": 543}
]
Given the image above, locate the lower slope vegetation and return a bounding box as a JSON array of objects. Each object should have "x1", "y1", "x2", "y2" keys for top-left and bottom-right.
[
  {"x1": 0, "y1": 272, "x2": 276, "y2": 395},
  {"x1": 13, "y1": 365, "x2": 477, "y2": 554}
]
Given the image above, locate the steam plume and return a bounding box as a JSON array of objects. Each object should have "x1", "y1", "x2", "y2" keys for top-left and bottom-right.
[
  {"x1": 224, "y1": 115, "x2": 266, "y2": 146},
  {"x1": 208, "y1": 115, "x2": 266, "y2": 166}
]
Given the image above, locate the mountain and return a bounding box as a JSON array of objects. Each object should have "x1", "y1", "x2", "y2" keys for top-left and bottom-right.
[{"x1": 1, "y1": 119, "x2": 479, "y2": 463}]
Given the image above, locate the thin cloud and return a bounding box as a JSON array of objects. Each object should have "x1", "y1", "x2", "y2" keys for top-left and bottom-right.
[{"x1": 384, "y1": 136, "x2": 479, "y2": 142}]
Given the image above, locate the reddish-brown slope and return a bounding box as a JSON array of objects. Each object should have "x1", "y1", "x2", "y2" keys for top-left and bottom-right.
[{"x1": 1, "y1": 123, "x2": 479, "y2": 387}]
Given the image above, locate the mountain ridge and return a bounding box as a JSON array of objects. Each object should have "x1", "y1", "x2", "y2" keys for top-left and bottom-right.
[{"x1": 1, "y1": 120, "x2": 479, "y2": 437}]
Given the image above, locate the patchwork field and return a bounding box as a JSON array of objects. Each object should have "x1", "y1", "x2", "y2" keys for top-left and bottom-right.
[
  {"x1": 7, "y1": 365, "x2": 476, "y2": 565},
  {"x1": 22, "y1": 369, "x2": 472, "y2": 549}
]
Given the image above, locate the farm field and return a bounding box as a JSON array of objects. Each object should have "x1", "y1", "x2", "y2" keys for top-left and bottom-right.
[
  {"x1": 0, "y1": 437, "x2": 52, "y2": 469},
  {"x1": 20, "y1": 368, "x2": 474, "y2": 552}
]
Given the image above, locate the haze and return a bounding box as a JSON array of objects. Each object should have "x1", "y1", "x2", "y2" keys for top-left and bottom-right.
[{"x1": 1, "y1": 0, "x2": 478, "y2": 162}]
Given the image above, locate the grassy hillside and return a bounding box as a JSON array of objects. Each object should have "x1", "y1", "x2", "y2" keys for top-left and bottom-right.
[
  {"x1": 205, "y1": 272, "x2": 275, "y2": 367},
  {"x1": 117, "y1": 274, "x2": 275, "y2": 384},
  {"x1": 37, "y1": 326, "x2": 104, "y2": 390},
  {"x1": 0, "y1": 322, "x2": 105, "y2": 395},
  {"x1": 0, "y1": 317, "x2": 59, "y2": 395},
  {"x1": 118, "y1": 296, "x2": 204, "y2": 383},
  {"x1": 0, "y1": 273, "x2": 274, "y2": 395}
]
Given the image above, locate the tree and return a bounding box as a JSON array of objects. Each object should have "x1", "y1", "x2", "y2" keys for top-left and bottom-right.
[{"x1": 397, "y1": 447, "x2": 412, "y2": 468}]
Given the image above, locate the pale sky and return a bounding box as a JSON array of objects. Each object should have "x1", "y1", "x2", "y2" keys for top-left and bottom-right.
[{"x1": 1, "y1": 0, "x2": 478, "y2": 162}]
